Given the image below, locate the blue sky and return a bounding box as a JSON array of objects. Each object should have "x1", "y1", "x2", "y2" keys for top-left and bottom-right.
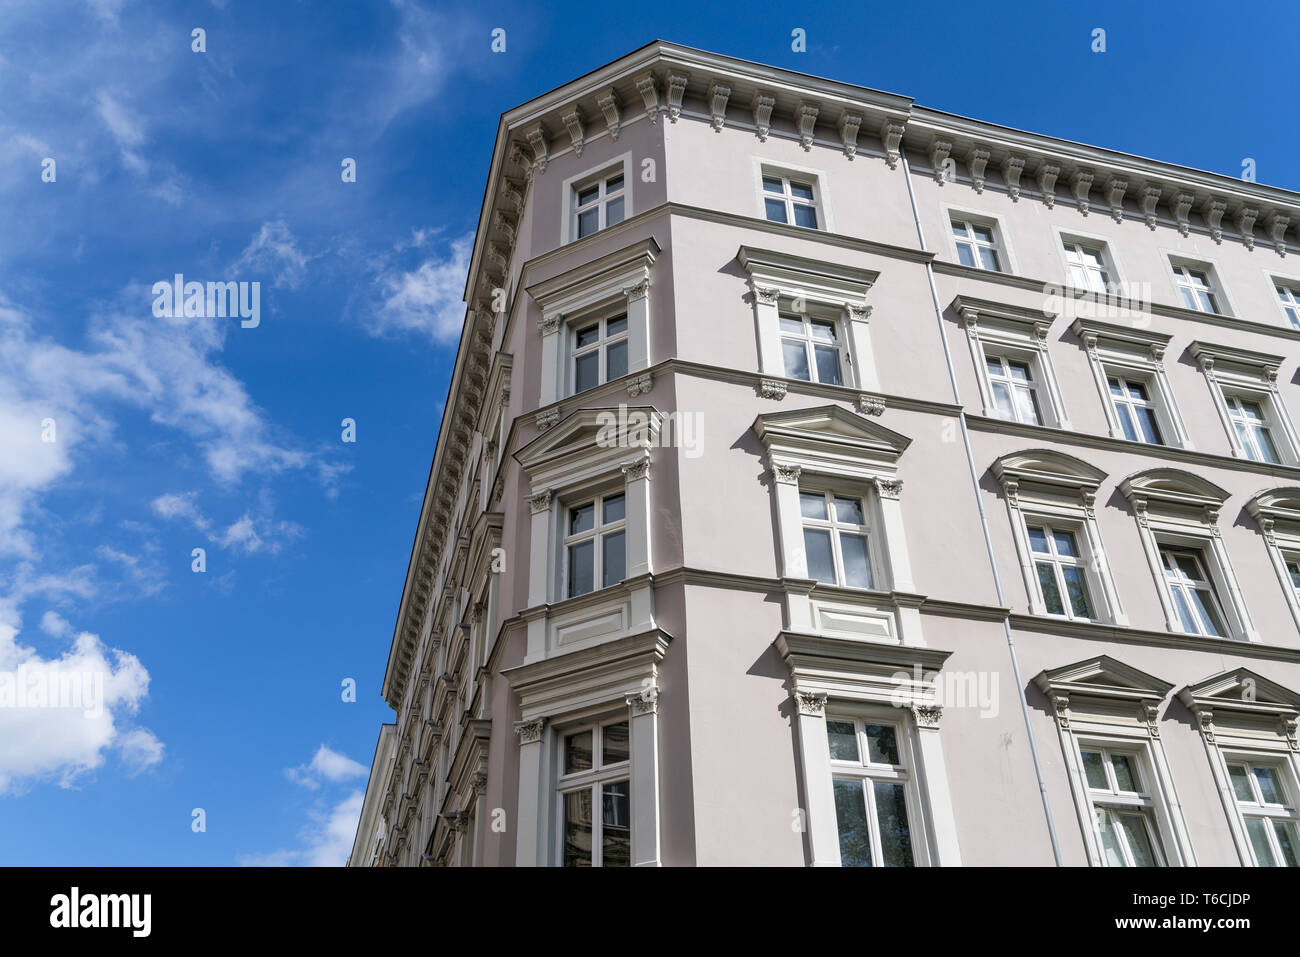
[{"x1": 1, "y1": 0, "x2": 1296, "y2": 866}]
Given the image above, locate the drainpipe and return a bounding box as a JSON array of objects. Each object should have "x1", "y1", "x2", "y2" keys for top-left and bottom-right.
[{"x1": 899, "y1": 151, "x2": 1063, "y2": 866}]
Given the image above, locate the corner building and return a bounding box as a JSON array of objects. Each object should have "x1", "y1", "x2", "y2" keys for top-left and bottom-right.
[{"x1": 350, "y1": 42, "x2": 1300, "y2": 868}]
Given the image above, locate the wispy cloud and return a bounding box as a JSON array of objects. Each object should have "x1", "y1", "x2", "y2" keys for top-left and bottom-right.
[
  {"x1": 234, "y1": 221, "x2": 311, "y2": 290},
  {"x1": 370, "y1": 232, "x2": 472, "y2": 342}
]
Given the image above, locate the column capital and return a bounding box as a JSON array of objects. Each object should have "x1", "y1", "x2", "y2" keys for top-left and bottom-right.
[
  {"x1": 794, "y1": 689, "x2": 828, "y2": 717},
  {"x1": 514, "y1": 718, "x2": 545, "y2": 744}
]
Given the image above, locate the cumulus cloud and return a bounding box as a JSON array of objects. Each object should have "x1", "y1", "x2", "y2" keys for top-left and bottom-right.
[
  {"x1": 370, "y1": 233, "x2": 472, "y2": 342},
  {"x1": 244, "y1": 745, "x2": 368, "y2": 866},
  {"x1": 287, "y1": 744, "x2": 368, "y2": 790}
]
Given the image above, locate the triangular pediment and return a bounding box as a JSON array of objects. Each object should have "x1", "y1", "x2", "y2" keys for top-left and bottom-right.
[
  {"x1": 1178, "y1": 667, "x2": 1300, "y2": 716},
  {"x1": 1035, "y1": 655, "x2": 1173, "y2": 702},
  {"x1": 516, "y1": 406, "x2": 661, "y2": 470}
]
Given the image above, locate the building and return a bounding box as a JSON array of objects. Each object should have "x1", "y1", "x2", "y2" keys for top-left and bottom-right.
[{"x1": 349, "y1": 41, "x2": 1300, "y2": 867}]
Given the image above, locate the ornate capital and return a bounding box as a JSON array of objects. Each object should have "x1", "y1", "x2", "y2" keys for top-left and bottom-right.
[
  {"x1": 1142, "y1": 702, "x2": 1161, "y2": 738},
  {"x1": 794, "y1": 689, "x2": 828, "y2": 717},
  {"x1": 621, "y1": 457, "x2": 650, "y2": 481},
  {"x1": 539, "y1": 313, "x2": 561, "y2": 336},
  {"x1": 470, "y1": 771, "x2": 488, "y2": 795},
  {"x1": 1080, "y1": 488, "x2": 1097, "y2": 518},
  {"x1": 527, "y1": 489, "x2": 552, "y2": 514},
  {"x1": 911, "y1": 704, "x2": 942, "y2": 729},
  {"x1": 1283, "y1": 716, "x2": 1299, "y2": 752},
  {"x1": 772, "y1": 463, "x2": 802, "y2": 485},
  {"x1": 874, "y1": 477, "x2": 903, "y2": 500},
  {"x1": 626, "y1": 372, "x2": 653, "y2": 397},
  {"x1": 514, "y1": 718, "x2": 545, "y2": 744},
  {"x1": 754, "y1": 285, "x2": 780, "y2": 306},
  {"x1": 1197, "y1": 707, "x2": 1216, "y2": 745},
  {"x1": 623, "y1": 277, "x2": 650, "y2": 302},
  {"x1": 845, "y1": 303, "x2": 872, "y2": 322},
  {"x1": 759, "y1": 377, "x2": 788, "y2": 400},
  {"x1": 1052, "y1": 692, "x2": 1071, "y2": 731},
  {"x1": 626, "y1": 685, "x2": 659, "y2": 716}
]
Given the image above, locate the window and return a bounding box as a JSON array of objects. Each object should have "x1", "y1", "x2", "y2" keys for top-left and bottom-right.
[
  {"x1": 1080, "y1": 746, "x2": 1166, "y2": 867},
  {"x1": 1172, "y1": 264, "x2": 1219, "y2": 313},
  {"x1": 951, "y1": 219, "x2": 1001, "y2": 271},
  {"x1": 826, "y1": 717, "x2": 916, "y2": 867},
  {"x1": 762, "y1": 173, "x2": 819, "y2": 228},
  {"x1": 565, "y1": 493, "x2": 626, "y2": 598},
  {"x1": 800, "y1": 490, "x2": 873, "y2": 588},
  {"x1": 1108, "y1": 374, "x2": 1163, "y2": 444},
  {"x1": 985, "y1": 355, "x2": 1042, "y2": 424},
  {"x1": 1028, "y1": 522, "x2": 1093, "y2": 620},
  {"x1": 780, "y1": 312, "x2": 841, "y2": 384},
  {"x1": 570, "y1": 314, "x2": 628, "y2": 393},
  {"x1": 1227, "y1": 761, "x2": 1300, "y2": 867},
  {"x1": 1063, "y1": 240, "x2": 1111, "y2": 293},
  {"x1": 1159, "y1": 546, "x2": 1227, "y2": 638},
  {"x1": 1224, "y1": 394, "x2": 1281, "y2": 464},
  {"x1": 1287, "y1": 555, "x2": 1300, "y2": 601},
  {"x1": 558, "y1": 719, "x2": 631, "y2": 867},
  {"x1": 1276, "y1": 284, "x2": 1300, "y2": 330},
  {"x1": 572, "y1": 170, "x2": 625, "y2": 240}
]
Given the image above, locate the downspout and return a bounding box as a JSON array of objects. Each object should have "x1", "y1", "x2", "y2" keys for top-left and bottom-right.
[{"x1": 899, "y1": 151, "x2": 1063, "y2": 866}]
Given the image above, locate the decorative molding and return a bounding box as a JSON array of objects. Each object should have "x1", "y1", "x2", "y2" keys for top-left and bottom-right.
[
  {"x1": 1238, "y1": 206, "x2": 1258, "y2": 249},
  {"x1": 857, "y1": 393, "x2": 885, "y2": 416},
  {"x1": 794, "y1": 689, "x2": 828, "y2": 717},
  {"x1": 795, "y1": 102, "x2": 819, "y2": 151},
  {"x1": 880, "y1": 120, "x2": 905, "y2": 169},
  {"x1": 635, "y1": 72, "x2": 659, "y2": 123},
  {"x1": 706, "y1": 80, "x2": 730, "y2": 131},
  {"x1": 470, "y1": 771, "x2": 488, "y2": 795},
  {"x1": 1105, "y1": 177, "x2": 1127, "y2": 222},
  {"x1": 1037, "y1": 163, "x2": 1060, "y2": 208},
  {"x1": 874, "y1": 477, "x2": 903, "y2": 500},
  {"x1": 911, "y1": 704, "x2": 942, "y2": 729},
  {"x1": 1269, "y1": 213, "x2": 1289, "y2": 256},
  {"x1": 1003, "y1": 156, "x2": 1026, "y2": 201},
  {"x1": 623, "y1": 277, "x2": 650, "y2": 302},
  {"x1": 754, "y1": 285, "x2": 781, "y2": 306},
  {"x1": 596, "y1": 88, "x2": 621, "y2": 140},
  {"x1": 1204, "y1": 198, "x2": 1227, "y2": 243},
  {"x1": 930, "y1": 139, "x2": 952, "y2": 184},
  {"x1": 621, "y1": 457, "x2": 651, "y2": 481},
  {"x1": 751, "y1": 92, "x2": 775, "y2": 142},
  {"x1": 513, "y1": 718, "x2": 545, "y2": 744},
  {"x1": 759, "y1": 377, "x2": 788, "y2": 400},
  {"x1": 524, "y1": 123, "x2": 548, "y2": 174},
  {"x1": 560, "y1": 105, "x2": 585, "y2": 157},
  {"x1": 772, "y1": 463, "x2": 802, "y2": 485},
  {"x1": 1072, "y1": 169, "x2": 1094, "y2": 215},
  {"x1": 626, "y1": 685, "x2": 659, "y2": 716},
  {"x1": 535, "y1": 409, "x2": 560, "y2": 431},
  {"x1": 527, "y1": 489, "x2": 552, "y2": 514},
  {"x1": 626, "y1": 372, "x2": 653, "y2": 397},
  {"x1": 666, "y1": 72, "x2": 688, "y2": 122},
  {"x1": 1171, "y1": 191, "x2": 1194, "y2": 236},
  {"x1": 838, "y1": 112, "x2": 862, "y2": 159},
  {"x1": 969, "y1": 148, "x2": 990, "y2": 193},
  {"x1": 1141, "y1": 185, "x2": 1161, "y2": 230},
  {"x1": 846, "y1": 303, "x2": 872, "y2": 322}
]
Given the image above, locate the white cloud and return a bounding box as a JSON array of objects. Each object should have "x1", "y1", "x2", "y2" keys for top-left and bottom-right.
[
  {"x1": 245, "y1": 745, "x2": 368, "y2": 866},
  {"x1": 40, "y1": 611, "x2": 72, "y2": 638},
  {"x1": 234, "y1": 221, "x2": 310, "y2": 290},
  {"x1": 0, "y1": 610, "x2": 161, "y2": 795},
  {"x1": 150, "y1": 492, "x2": 210, "y2": 531},
  {"x1": 287, "y1": 744, "x2": 368, "y2": 789},
  {"x1": 370, "y1": 233, "x2": 472, "y2": 342},
  {"x1": 95, "y1": 91, "x2": 148, "y2": 174}
]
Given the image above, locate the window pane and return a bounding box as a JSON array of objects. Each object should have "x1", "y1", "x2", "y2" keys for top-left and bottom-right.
[
  {"x1": 800, "y1": 492, "x2": 827, "y2": 520},
  {"x1": 1111, "y1": 754, "x2": 1138, "y2": 792},
  {"x1": 1096, "y1": 810, "x2": 1126, "y2": 866},
  {"x1": 1169, "y1": 586, "x2": 1201, "y2": 634},
  {"x1": 601, "y1": 529, "x2": 625, "y2": 588},
  {"x1": 562, "y1": 790, "x2": 594, "y2": 866},
  {"x1": 568, "y1": 540, "x2": 594, "y2": 597},
  {"x1": 574, "y1": 351, "x2": 599, "y2": 393},
  {"x1": 1062, "y1": 565, "x2": 1093, "y2": 619},
  {"x1": 804, "y1": 528, "x2": 835, "y2": 583},
  {"x1": 826, "y1": 720, "x2": 860, "y2": 761},
  {"x1": 1027, "y1": 525, "x2": 1050, "y2": 554},
  {"x1": 839, "y1": 532, "x2": 873, "y2": 589},
  {"x1": 1254, "y1": 766, "x2": 1284, "y2": 805},
  {"x1": 576, "y1": 185, "x2": 599, "y2": 206},
  {"x1": 575, "y1": 323, "x2": 601, "y2": 349},
  {"x1": 1037, "y1": 562, "x2": 1065, "y2": 615},
  {"x1": 873, "y1": 781, "x2": 914, "y2": 867},
  {"x1": 1255, "y1": 425, "x2": 1281, "y2": 464},
  {"x1": 813, "y1": 343, "x2": 840, "y2": 384},
  {"x1": 833, "y1": 496, "x2": 864, "y2": 525},
  {"x1": 565, "y1": 731, "x2": 593, "y2": 774},
  {"x1": 605, "y1": 339, "x2": 628, "y2": 381},
  {"x1": 972, "y1": 225, "x2": 994, "y2": 243},
  {"x1": 832, "y1": 779, "x2": 873, "y2": 867},
  {"x1": 1178, "y1": 286, "x2": 1198, "y2": 310},
  {"x1": 601, "y1": 781, "x2": 631, "y2": 867},
  {"x1": 1229, "y1": 764, "x2": 1255, "y2": 802},
  {"x1": 1116, "y1": 812, "x2": 1158, "y2": 866},
  {"x1": 790, "y1": 181, "x2": 815, "y2": 201},
  {"x1": 605, "y1": 196, "x2": 624, "y2": 227},
  {"x1": 1135, "y1": 406, "x2": 1163, "y2": 445},
  {"x1": 978, "y1": 246, "x2": 1000, "y2": 271},
  {"x1": 606, "y1": 315, "x2": 628, "y2": 336},
  {"x1": 864, "y1": 724, "x2": 899, "y2": 765},
  {"x1": 990, "y1": 381, "x2": 1015, "y2": 418},
  {"x1": 1246, "y1": 817, "x2": 1276, "y2": 867},
  {"x1": 1013, "y1": 384, "x2": 1042, "y2": 425},
  {"x1": 602, "y1": 721, "x2": 630, "y2": 765},
  {"x1": 1007, "y1": 361, "x2": 1031, "y2": 382},
  {"x1": 577, "y1": 207, "x2": 599, "y2": 238},
  {"x1": 1051, "y1": 529, "x2": 1079, "y2": 558},
  {"x1": 762, "y1": 176, "x2": 783, "y2": 193},
  {"x1": 1115, "y1": 404, "x2": 1139, "y2": 442},
  {"x1": 793, "y1": 203, "x2": 818, "y2": 228},
  {"x1": 764, "y1": 197, "x2": 788, "y2": 223},
  {"x1": 810, "y1": 320, "x2": 836, "y2": 342},
  {"x1": 569, "y1": 503, "x2": 595, "y2": 535},
  {"x1": 602, "y1": 493, "x2": 625, "y2": 524},
  {"x1": 605, "y1": 173, "x2": 624, "y2": 192},
  {"x1": 1273, "y1": 820, "x2": 1299, "y2": 866},
  {"x1": 779, "y1": 315, "x2": 804, "y2": 334},
  {"x1": 950, "y1": 220, "x2": 967, "y2": 237},
  {"x1": 1190, "y1": 588, "x2": 1225, "y2": 637},
  {"x1": 1081, "y1": 750, "x2": 1108, "y2": 790},
  {"x1": 782, "y1": 340, "x2": 810, "y2": 380},
  {"x1": 955, "y1": 242, "x2": 976, "y2": 268}
]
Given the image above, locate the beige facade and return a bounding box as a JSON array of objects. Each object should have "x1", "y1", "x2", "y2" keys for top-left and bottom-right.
[{"x1": 350, "y1": 42, "x2": 1300, "y2": 868}]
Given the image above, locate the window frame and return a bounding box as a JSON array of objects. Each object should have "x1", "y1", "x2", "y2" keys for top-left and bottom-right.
[
  {"x1": 1077, "y1": 742, "x2": 1169, "y2": 867},
  {"x1": 1167, "y1": 255, "x2": 1231, "y2": 316},
  {"x1": 1024, "y1": 518, "x2": 1098, "y2": 622},
  {"x1": 825, "y1": 713, "x2": 924, "y2": 867},
  {"x1": 561, "y1": 488, "x2": 628, "y2": 600},
  {"x1": 568, "y1": 310, "x2": 630, "y2": 395},
  {"x1": 753, "y1": 160, "x2": 832, "y2": 233},
  {"x1": 560, "y1": 153, "x2": 633, "y2": 246},
  {"x1": 799, "y1": 486, "x2": 878, "y2": 590},
  {"x1": 942, "y1": 206, "x2": 1018, "y2": 275},
  {"x1": 1157, "y1": 543, "x2": 1231, "y2": 638},
  {"x1": 554, "y1": 716, "x2": 633, "y2": 868},
  {"x1": 1190, "y1": 341, "x2": 1300, "y2": 466},
  {"x1": 1223, "y1": 755, "x2": 1300, "y2": 867},
  {"x1": 957, "y1": 297, "x2": 1070, "y2": 430},
  {"x1": 1057, "y1": 233, "x2": 1121, "y2": 295},
  {"x1": 778, "y1": 308, "x2": 847, "y2": 386}
]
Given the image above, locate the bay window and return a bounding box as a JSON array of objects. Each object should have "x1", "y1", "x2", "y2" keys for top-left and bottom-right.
[
  {"x1": 564, "y1": 492, "x2": 626, "y2": 598},
  {"x1": 571, "y1": 313, "x2": 628, "y2": 394}
]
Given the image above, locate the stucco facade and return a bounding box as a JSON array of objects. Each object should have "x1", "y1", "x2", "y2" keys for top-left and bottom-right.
[{"x1": 350, "y1": 42, "x2": 1300, "y2": 868}]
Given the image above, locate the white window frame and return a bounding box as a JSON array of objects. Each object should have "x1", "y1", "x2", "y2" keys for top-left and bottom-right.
[
  {"x1": 1077, "y1": 741, "x2": 1169, "y2": 867},
  {"x1": 1222, "y1": 755, "x2": 1300, "y2": 867},
  {"x1": 560, "y1": 152, "x2": 633, "y2": 246},
  {"x1": 1274, "y1": 280, "x2": 1300, "y2": 330},
  {"x1": 1224, "y1": 393, "x2": 1285, "y2": 464},
  {"x1": 956, "y1": 297, "x2": 1071, "y2": 430},
  {"x1": 1055, "y1": 230, "x2": 1124, "y2": 295},
  {"x1": 825, "y1": 711, "x2": 926, "y2": 867},
  {"x1": 752, "y1": 159, "x2": 833, "y2": 233},
  {"x1": 1168, "y1": 256, "x2": 1228, "y2": 315},
  {"x1": 568, "y1": 311, "x2": 629, "y2": 395},
  {"x1": 778, "y1": 307, "x2": 847, "y2": 386},
  {"x1": 942, "y1": 206, "x2": 1019, "y2": 274},
  {"x1": 554, "y1": 716, "x2": 632, "y2": 867},
  {"x1": 798, "y1": 487, "x2": 879, "y2": 590},
  {"x1": 1157, "y1": 543, "x2": 1231, "y2": 638},
  {"x1": 561, "y1": 489, "x2": 627, "y2": 599},
  {"x1": 949, "y1": 217, "x2": 1003, "y2": 272},
  {"x1": 1023, "y1": 518, "x2": 1099, "y2": 622},
  {"x1": 1247, "y1": 488, "x2": 1300, "y2": 633},
  {"x1": 1073, "y1": 319, "x2": 1192, "y2": 448},
  {"x1": 1190, "y1": 341, "x2": 1300, "y2": 466}
]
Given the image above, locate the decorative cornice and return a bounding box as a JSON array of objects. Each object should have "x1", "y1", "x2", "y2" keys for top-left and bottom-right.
[
  {"x1": 626, "y1": 372, "x2": 653, "y2": 397},
  {"x1": 621, "y1": 457, "x2": 651, "y2": 481},
  {"x1": 857, "y1": 393, "x2": 885, "y2": 416},
  {"x1": 626, "y1": 685, "x2": 659, "y2": 716},
  {"x1": 1038, "y1": 163, "x2": 1060, "y2": 208},
  {"x1": 1105, "y1": 176, "x2": 1127, "y2": 222},
  {"x1": 1204, "y1": 197, "x2": 1227, "y2": 243},
  {"x1": 1141, "y1": 184, "x2": 1161, "y2": 229},
  {"x1": 795, "y1": 102, "x2": 819, "y2": 151},
  {"x1": 838, "y1": 112, "x2": 862, "y2": 159},
  {"x1": 968, "y1": 147, "x2": 990, "y2": 193},
  {"x1": 1239, "y1": 206, "x2": 1258, "y2": 249},
  {"x1": 535, "y1": 408, "x2": 560, "y2": 431},
  {"x1": 911, "y1": 704, "x2": 942, "y2": 729},
  {"x1": 1072, "y1": 169, "x2": 1094, "y2": 215},
  {"x1": 1002, "y1": 156, "x2": 1025, "y2": 201},
  {"x1": 706, "y1": 80, "x2": 730, "y2": 131},
  {"x1": 880, "y1": 120, "x2": 905, "y2": 169},
  {"x1": 596, "y1": 87, "x2": 621, "y2": 140},
  {"x1": 666, "y1": 72, "x2": 688, "y2": 122},
  {"x1": 635, "y1": 72, "x2": 658, "y2": 123},
  {"x1": 524, "y1": 123, "x2": 548, "y2": 173},
  {"x1": 930, "y1": 139, "x2": 952, "y2": 184},
  {"x1": 772, "y1": 463, "x2": 802, "y2": 485},
  {"x1": 560, "y1": 105, "x2": 585, "y2": 157}
]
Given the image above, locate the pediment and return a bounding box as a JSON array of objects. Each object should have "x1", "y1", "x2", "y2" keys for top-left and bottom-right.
[
  {"x1": 1247, "y1": 486, "x2": 1300, "y2": 535},
  {"x1": 1120, "y1": 467, "x2": 1228, "y2": 509},
  {"x1": 753, "y1": 404, "x2": 911, "y2": 456},
  {"x1": 1178, "y1": 667, "x2": 1300, "y2": 717},
  {"x1": 516, "y1": 406, "x2": 660, "y2": 472},
  {"x1": 1034, "y1": 655, "x2": 1172, "y2": 703},
  {"x1": 992, "y1": 448, "x2": 1106, "y2": 493}
]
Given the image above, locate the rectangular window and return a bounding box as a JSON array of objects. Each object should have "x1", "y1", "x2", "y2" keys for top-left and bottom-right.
[
  {"x1": 1224, "y1": 394, "x2": 1281, "y2": 464},
  {"x1": 1108, "y1": 374, "x2": 1164, "y2": 445},
  {"x1": 1027, "y1": 522, "x2": 1094, "y2": 620},
  {"x1": 779, "y1": 312, "x2": 841, "y2": 385},
  {"x1": 1080, "y1": 746, "x2": 1167, "y2": 867},
  {"x1": 762, "y1": 173, "x2": 819, "y2": 228},
  {"x1": 951, "y1": 219, "x2": 1002, "y2": 271},
  {"x1": 559, "y1": 720, "x2": 631, "y2": 867},
  {"x1": 1227, "y1": 760, "x2": 1300, "y2": 867},
  {"x1": 572, "y1": 170, "x2": 625, "y2": 240},
  {"x1": 570, "y1": 314, "x2": 628, "y2": 394},
  {"x1": 800, "y1": 490, "x2": 873, "y2": 589},
  {"x1": 1286, "y1": 555, "x2": 1300, "y2": 602},
  {"x1": 985, "y1": 354, "x2": 1042, "y2": 425},
  {"x1": 1172, "y1": 264, "x2": 1220, "y2": 313},
  {"x1": 1276, "y1": 284, "x2": 1300, "y2": 330},
  {"x1": 1063, "y1": 240, "x2": 1111, "y2": 293},
  {"x1": 1159, "y1": 546, "x2": 1228, "y2": 638},
  {"x1": 826, "y1": 717, "x2": 915, "y2": 867},
  {"x1": 565, "y1": 493, "x2": 626, "y2": 598}
]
